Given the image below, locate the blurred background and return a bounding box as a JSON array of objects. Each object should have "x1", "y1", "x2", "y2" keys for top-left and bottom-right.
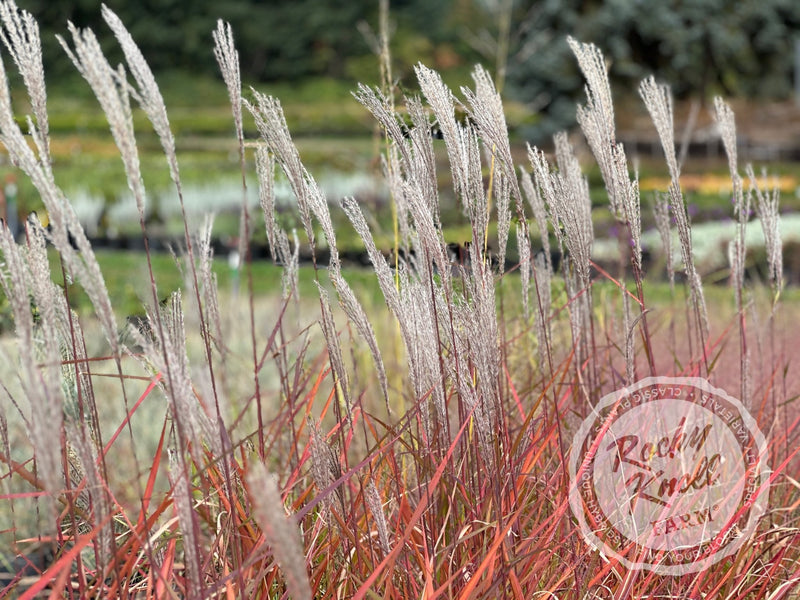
[
  {"x1": 16, "y1": 0, "x2": 800, "y2": 139},
  {"x1": 2, "y1": 0, "x2": 800, "y2": 302}
]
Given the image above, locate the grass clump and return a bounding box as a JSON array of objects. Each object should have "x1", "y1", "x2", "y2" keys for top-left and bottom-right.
[{"x1": 0, "y1": 1, "x2": 797, "y2": 598}]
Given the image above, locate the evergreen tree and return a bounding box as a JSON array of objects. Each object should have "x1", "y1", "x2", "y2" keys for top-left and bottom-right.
[{"x1": 505, "y1": 0, "x2": 800, "y2": 141}]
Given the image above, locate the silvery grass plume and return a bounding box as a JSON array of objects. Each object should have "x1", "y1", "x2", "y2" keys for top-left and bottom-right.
[
  {"x1": 532, "y1": 252, "x2": 552, "y2": 375},
  {"x1": 452, "y1": 206, "x2": 504, "y2": 457},
  {"x1": 433, "y1": 66, "x2": 507, "y2": 423},
  {"x1": 639, "y1": 74, "x2": 709, "y2": 341},
  {"x1": 106, "y1": 4, "x2": 227, "y2": 336},
  {"x1": 101, "y1": 5, "x2": 175, "y2": 185},
  {"x1": 342, "y1": 198, "x2": 446, "y2": 444},
  {"x1": 414, "y1": 64, "x2": 469, "y2": 205},
  {"x1": 452, "y1": 261, "x2": 502, "y2": 467},
  {"x1": 747, "y1": 165, "x2": 783, "y2": 293},
  {"x1": 255, "y1": 145, "x2": 300, "y2": 298},
  {"x1": 0, "y1": 223, "x2": 63, "y2": 514},
  {"x1": 461, "y1": 64, "x2": 523, "y2": 207},
  {"x1": 491, "y1": 168, "x2": 512, "y2": 273},
  {"x1": 304, "y1": 178, "x2": 389, "y2": 411},
  {"x1": 404, "y1": 76, "x2": 483, "y2": 381},
  {"x1": 383, "y1": 150, "x2": 413, "y2": 257},
  {"x1": 566, "y1": 37, "x2": 620, "y2": 215},
  {"x1": 278, "y1": 229, "x2": 301, "y2": 300},
  {"x1": 355, "y1": 80, "x2": 454, "y2": 276},
  {"x1": 247, "y1": 463, "x2": 313, "y2": 600},
  {"x1": 104, "y1": 7, "x2": 228, "y2": 434},
  {"x1": 402, "y1": 163, "x2": 454, "y2": 292},
  {"x1": 247, "y1": 88, "x2": 389, "y2": 410},
  {"x1": 329, "y1": 263, "x2": 390, "y2": 412},
  {"x1": 316, "y1": 284, "x2": 351, "y2": 419},
  {"x1": 353, "y1": 67, "x2": 514, "y2": 453},
  {"x1": 352, "y1": 84, "x2": 410, "y2": 172},
  {"x1": 0, "y1": 20, "x2": 119, "y2": 356},
  {"x1": 747, "y1": 165, "x2": 784, "y2": 434},
  {"x1": 653, "y1": 192, "x2": 675, "y2": 290},
  {"x1": 404, "y1": 277, "x2": 449, "y2": 443},
  {"x1": 404, "y1": 95, "x2": 440, "y2": 216},
  {"x1": 520, "y1": 167, "x2": 551, "y2": 272},
  {"x1": 256, "y1": 146, "x2": 280, "y2": 262},
  {"x1": 194, "y1": 215, "x2": 225, "y2": 358},
  {"x1": 521, "y1": 171, "x2": 555, "y2": 373},
  {"x1": 364, "y1": 478, "x2": 391, "y2": 555},
  {"x1": 212, "y1": 19, "x2": 243, "y2": 158},
  {"x1": 0, "y1": 0, "x2": 48, "y2": 161},
  {"x1": 391, "y1": 120, "x2": 452, "y2": 293},
  {"x1": 528, "y1": 136, "x2": 593, "y2": 289},
  {"x1": 715, "y1": 97, "x2": 749, "y2": 300},
  {"x1": 59, "y1": 23, "x2": 146, "y2": 220},
  {"x1": 714, "y1": 97, "x2": 742, "y2": 207},
  {"x1": 245, "y1": 92, "x2": 315, "y2": 250},
  {"x1": 458, "y1": 123, "x2": 489, "y2": 258},
  {"x1": 414, "y1": 65, "x2": 498, "y2": 274},
  {"x1": 551, "y1": 94, "x2": 632, "y2": 378},
  {"x1": 714, "y1": 97, "x2": 750, "y2": 400},
  {"x1": 517, "y1": 222, "x2": 531, "y2": 319},
  {"x1": 360, "y1": 73, "x2": 472, "y2": 433},
  {"x1": 101, "y1": 5, "x2": 178, "y2": 186},
  {"x1": 527, "y1": 146, "x2": 563, "y2": 255},
  {"x1": 461, "y1": 64, "x2": 527, "y2": 271},
  {"x1": 127, "y1": 291, "x2": 221, "y2": 464},
  {"x1": 569, "y1": 37, "x2": 641, "y2": 273},
  {"x1": 352, "y1": 89, "x2": 419, "y2": 262},
  {"x1": 212, "y1": 18, "x2": 251, "y2": 268},
  {"x1": 638, "y1": 77, "x2": 679, "y2": 196},
  {"x1": 307, "y1": 417, "x2": 343, "y2": 521},
  {"x1": 0, "y1": 219, "x2": 116, "y2": 557},
  {"x1": 553, "y1": 132, "x2": 594, "y2": 287},
  {"x1": 251, "y1": 88, "x2": 389, "y2": 408}
]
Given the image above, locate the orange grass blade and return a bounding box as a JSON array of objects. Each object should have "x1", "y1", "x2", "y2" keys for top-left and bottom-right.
[
  {"x1": 139, "y1": 414, "x2": 169, "y2": 519},
  {"x1": 102, "y1": 372, "x2": 163, "y2": 457},
  {"x1": 352, "y1": 409, "x2": 475, "y2": 600},
  {"x1": 17, "y1": 529, "x2": 99, "y2": 600}
]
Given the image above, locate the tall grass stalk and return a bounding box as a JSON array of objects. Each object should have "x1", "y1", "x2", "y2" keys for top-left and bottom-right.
[
  {"x1": 715, "y1": 97, "x2": 750, "y2": 405},
  {"x1": 0, "y1": 6, "x2": 796, "y2": 599},
  {"x1": 639, "y1": 74, "x2": 710, "y2": 369}
]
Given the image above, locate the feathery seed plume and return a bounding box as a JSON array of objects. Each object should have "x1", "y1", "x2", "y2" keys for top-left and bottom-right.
[
  {"x1": 748, "y1": 165, "x2": 783, "y2": 291},
  {"x1": 532, "y1": 252, "x2": 552, "y2": 373},
  {"x1": 308, "y1": 418, "x2": 342, "y2": 520},
  {"x1": 245, "y1": 92, "x2": 315, "y2": 249},
  {"x1": 0, "y1": 0, "x2": 48, "y2": 161},
  {"x1": 316, "y1": 284, "x2": 351, "y2": 420},
  {"x1": 517, "y1": 222, "x2": 531, "y2": 320},
  {"x1": 653, "y1": 193, "x2": 675, "y2": 289},
  {"x1": 640, "y1": 72, "x2": 708, "y2": 337},
  {"x1": 248, "y1": 463, "x2": 312, "y2": 600},
  {"x1": 102, "y1": 5, "x2": 180, "y2": 187},
  {"x1": 364, "y1": 478, "x2": 391, "y2": 555},
  {"x1": 212, "y1": 19, "x2": 243, "y2": 149}
]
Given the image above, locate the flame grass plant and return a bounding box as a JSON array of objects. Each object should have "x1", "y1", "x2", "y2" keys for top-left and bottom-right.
[{"x1": 0, "y1": 2, "x2": 798, "y2": 598}]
